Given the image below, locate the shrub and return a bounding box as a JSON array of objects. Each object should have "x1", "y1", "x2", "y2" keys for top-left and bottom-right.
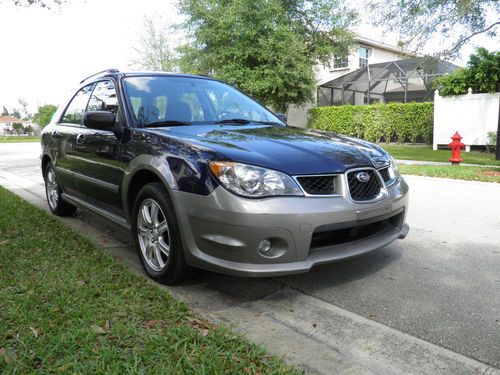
[
  {"x1": 487, "y1": 131, "x2": 497, "y2": 153},
  {"x1": 308, "y1": 102, "x2": 434, "y2": 143},
  {"x1": 433, "y1": 48, "x2": 500, "y2": 96}
]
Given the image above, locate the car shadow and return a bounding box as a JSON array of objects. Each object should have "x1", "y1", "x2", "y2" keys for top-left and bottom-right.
[
  {"x1": 171, "y1": 245, "x2": 402, "y2": 310},
  {"x1": 72, "y1": 207, "x2": 402, "y2": 311},
  {"x1": 274, "y1": 246, "x2": 403, "y2": 293}
]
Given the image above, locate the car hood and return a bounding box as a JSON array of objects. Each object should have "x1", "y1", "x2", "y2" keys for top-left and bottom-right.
[{"x1": 151, "y1": 124, "x2": 390, "y2": 175}]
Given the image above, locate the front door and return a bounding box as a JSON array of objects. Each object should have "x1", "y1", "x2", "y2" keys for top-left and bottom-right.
[
  {"x1": 54, "y1": 83, "x2": 95, "y2": 196},
  {"x1": 71, "y1": 80, "x2": 125, "y2": 216}
]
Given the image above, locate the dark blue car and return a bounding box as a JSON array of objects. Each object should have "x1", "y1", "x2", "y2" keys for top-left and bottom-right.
[{"x1": 41, "y1": 70, "x2": 409, "y2": 284}]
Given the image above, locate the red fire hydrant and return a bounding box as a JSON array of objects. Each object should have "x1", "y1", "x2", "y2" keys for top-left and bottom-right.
[{"x1": 449, "y1": 131, "x2": 465, "y2": 165}]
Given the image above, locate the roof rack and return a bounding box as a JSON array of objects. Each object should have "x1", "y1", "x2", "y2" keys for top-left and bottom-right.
[{"x1": 80, "y1": 68, "x2": 120, "y2": 84}]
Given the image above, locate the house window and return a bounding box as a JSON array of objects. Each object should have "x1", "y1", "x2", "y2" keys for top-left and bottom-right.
[
  {"x1": 359, "y1": 47, "x2": 370, "y2": 68},
  {"x1": 333, "y1": 54, "x2": 348, "y2": 69}
]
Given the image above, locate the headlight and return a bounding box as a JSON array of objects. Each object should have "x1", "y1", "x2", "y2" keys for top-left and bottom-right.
[
  {"x1": 388, "y1": 156, "x2": 400, "y2": 180},
  {"x1": 209, "y1": 161, "x2": 303, "y2": 198}
]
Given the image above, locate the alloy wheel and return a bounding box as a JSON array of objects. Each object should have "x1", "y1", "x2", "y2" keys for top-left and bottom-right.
[
  {"x1": 136, "y1": 198, "x2": 170, "y2": 272},
  {"x1": 46, "y1": 168, "x2": 59, "y2": 210}
]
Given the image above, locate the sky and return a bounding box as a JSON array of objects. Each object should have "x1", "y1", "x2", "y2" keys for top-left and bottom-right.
[
  {"x1": 0, "y1": 0, "x2": 498, "y2": 115},
  {"x1": 0, "y1": 0, "x2": 183, "y2": 113}
]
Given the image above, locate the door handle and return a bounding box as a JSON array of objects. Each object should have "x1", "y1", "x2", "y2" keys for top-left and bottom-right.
[
  {"x1": 76, "y1": 134, "x2": 85, "y2": 145},
  {"x1": 51, "y1": 131, "x2": 60, "y2": 140}
]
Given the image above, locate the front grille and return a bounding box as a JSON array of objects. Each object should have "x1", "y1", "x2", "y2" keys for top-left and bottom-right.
[
  {"x1": 347, "y1": 169, "x2": 381, "y2": 201},
  {"x1": 296, "y1": 175, "x2": 336, "y2": 195},
  {"x1": 378, "y1": 167, "x2": 390, "y2": 182}
]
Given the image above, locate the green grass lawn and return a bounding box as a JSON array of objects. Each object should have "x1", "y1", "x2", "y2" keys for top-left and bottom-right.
[
  {"x1": 0, "y1": 136, "x2": 40, "y2": 143},
  {"x1": 400, "y1": 164, "x2": 500, "y2": 183},
  {"x1": 380, "y1": 144, "x2": 500, "y2": 167},
  {"x1": 0, "y1": 187, "x2": 297, "y2": 374}
]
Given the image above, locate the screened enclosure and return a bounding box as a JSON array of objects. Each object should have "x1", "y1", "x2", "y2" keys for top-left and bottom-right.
[{"x1": 318, "y1": 57, "x2": 459, "y2": 106}]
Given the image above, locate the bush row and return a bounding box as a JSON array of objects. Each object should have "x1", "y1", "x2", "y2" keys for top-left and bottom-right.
[{"x1": 308, "y1": 102, "x2": 434, "y2": 143}]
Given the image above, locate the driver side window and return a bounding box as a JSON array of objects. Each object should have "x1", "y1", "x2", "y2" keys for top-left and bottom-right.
[
  {"x1": 61, "y1": 84, "x2": 95, "y2": 124},
  {"x1": 87, "y1": 81, "x2": 119, "y2": 115}
]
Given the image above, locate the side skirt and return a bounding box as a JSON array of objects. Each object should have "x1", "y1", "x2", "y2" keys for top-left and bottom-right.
[{"x1": 61, "y1": 193, "x2": 131, "y2": 230}]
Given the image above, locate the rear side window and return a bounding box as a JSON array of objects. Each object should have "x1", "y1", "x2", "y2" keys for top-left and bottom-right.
[
  {"x1": 87, "y1": 80, "x2": 119, "y2": 115},
  {"x1": 61, "y1": 84, "x2": 94, "y2": 124}
]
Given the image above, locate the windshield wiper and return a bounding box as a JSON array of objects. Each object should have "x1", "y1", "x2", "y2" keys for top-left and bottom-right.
[
  {"x1": 213, "y1": 118, "x2": 282, "y2": 126},
  {"x1": 142, "y1": 120, "x2": 192, "y2": 128}
]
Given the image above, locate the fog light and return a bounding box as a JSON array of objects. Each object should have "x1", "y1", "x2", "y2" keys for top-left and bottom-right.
[{"x1": 257, "y1": 240, "x2": 272, "y2": 254}]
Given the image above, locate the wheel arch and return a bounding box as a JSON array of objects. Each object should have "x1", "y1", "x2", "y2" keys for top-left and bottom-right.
[
  {"x1": 41, "y1": 154, "x2": 52, "y2": 179},
  {"x1": 124, "y1": 167, "x2": 175, "y2": 220}
]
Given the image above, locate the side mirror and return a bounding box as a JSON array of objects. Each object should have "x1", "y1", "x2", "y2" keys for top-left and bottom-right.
[
  {"x1": 83, "y1": 111, "x2": 115, "y2": 130},
  {"x1": 276, "y1": 113, "x2": 287, "y2": 123}
]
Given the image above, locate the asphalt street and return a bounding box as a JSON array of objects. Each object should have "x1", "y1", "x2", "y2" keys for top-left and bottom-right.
[{"x1": 1, "y1": 141, "x2": 499, "y2": 373}]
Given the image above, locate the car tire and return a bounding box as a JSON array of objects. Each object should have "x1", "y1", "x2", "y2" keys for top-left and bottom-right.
[
  {"x1": 44, "y1": 162, "x2": 77, "y2": 217},
  {"x1": 132, "y1": 182, "x2": 192, "y2": 284}
]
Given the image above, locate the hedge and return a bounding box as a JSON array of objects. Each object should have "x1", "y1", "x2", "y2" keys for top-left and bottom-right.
[{"x1": 308, "y1": 102, "x2": 434, "y2": 143}]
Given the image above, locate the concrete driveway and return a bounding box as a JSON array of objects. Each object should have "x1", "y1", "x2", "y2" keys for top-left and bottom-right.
[{"x1": 1, "y1": 141, "x2": 499, "y2": 374}]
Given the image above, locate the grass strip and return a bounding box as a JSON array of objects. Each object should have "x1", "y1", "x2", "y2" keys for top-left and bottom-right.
[
  {"x1": 0, "y1": 136, "x2": 41, "y2": 143},
  {"x1": 0, "y1": 187, "x2": 297, "y2": 374},
  {"x1": 380, "y1": 144, "x2": 500, "y2": 167},
  {"x1": 400, "y1": 164, "x2": 500, "y2": 183}
]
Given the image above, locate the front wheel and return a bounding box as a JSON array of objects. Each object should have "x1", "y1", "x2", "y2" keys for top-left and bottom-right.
[
  {"x1": 132, "y1": 182, "x2": 191, "y2": 284},
  {"x1": 44, "y1": 162, "x2": 77, "y2": 217}
]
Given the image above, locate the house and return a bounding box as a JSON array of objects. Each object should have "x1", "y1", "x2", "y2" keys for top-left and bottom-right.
[
  {"x1": 0, "y1": 116, "x2": 21, "y2": 135},
  {"x1": 287, "y1": 35, "x2": 413, "y2": 127},
  {"x1": 0, "y1": 116, "x2": 39, "y2": 135}
]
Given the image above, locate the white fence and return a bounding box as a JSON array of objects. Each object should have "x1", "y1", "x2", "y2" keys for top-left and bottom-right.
[{"x1": 433, "y1": 89, "x2": 499, "y2": 150}]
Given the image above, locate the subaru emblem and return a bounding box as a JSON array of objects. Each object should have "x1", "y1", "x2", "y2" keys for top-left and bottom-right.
[{"x1": 356, "y1": 172, "x2": 370, "y2": 183}]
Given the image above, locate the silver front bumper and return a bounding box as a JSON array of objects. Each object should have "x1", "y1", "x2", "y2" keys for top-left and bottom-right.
[{"x1": 172, "y1": 177, "x2": 409, "y2": 277}]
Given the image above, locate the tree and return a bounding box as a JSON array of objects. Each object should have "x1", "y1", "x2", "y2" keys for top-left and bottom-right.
[
  {"x1": 17, "y1": 98, "x2": 30, "y2": 120},
  {"x1": 9, "y1": 0, "x2": 66, "y2": 8},
  {"x1": 12, "y1": 123, "x2": 24, "y2": 135},
  {"x1": 11, "y1": 109, "x2": 21, "y2": 119},
  {"x1": 130, "y1": 16, "x2": 177, "y2": 72},
  {"x1": 33, "y1": 104, "x2": 57, "y2": 128},
  {"x1": 24, "y1": 124, "x2": 34, "y2": 135},
  {"x1": 433, "y1": 48, "x2": 500, "y2": 95},
  {"x1": 1, "y1": 106, "x2": 9, "y2": 116},
  {"x1": 369, "y1": 0, "x2": 499, "y2": 58},
  {"x1": 178, "y1": 0, "x2": 356, "y2": 112}
]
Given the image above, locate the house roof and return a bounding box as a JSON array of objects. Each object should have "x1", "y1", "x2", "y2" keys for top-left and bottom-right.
[{"x1": 0, "y1": 116, "x2": 22, "y2": 124}]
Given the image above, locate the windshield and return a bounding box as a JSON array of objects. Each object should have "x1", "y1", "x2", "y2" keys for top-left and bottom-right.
[{"x1": 122, "y1": 75, "x2": 284, "y2": 127}]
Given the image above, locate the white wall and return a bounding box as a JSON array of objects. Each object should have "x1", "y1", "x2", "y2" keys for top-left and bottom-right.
[{"x1": 433, "y1": 90, "x2": 499, "y2": 150}]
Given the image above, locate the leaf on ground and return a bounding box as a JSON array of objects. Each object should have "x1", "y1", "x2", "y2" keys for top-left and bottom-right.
[
  {"x1": 29, "y1": 327, "x2": 40, "y2": 338},
  {"x1": 186, "y1": 316, "x2": 215, "y2": 332},
  {"x1": 144, "y1": 320, "x2": 168, "y2": 329},
  {"x1": 76, "y1": 280, "x2": 86, "y2": 286},
  {"x1": 0, "y1": 347, "x2": 6, "y2": 356},
  {"x1": 58, "y1": 363, "x2": 72, "y2": 372},
  {"x1": 0, "y1": 240, "x2": 9, "y2": 245},
  {"x1": 91, "y1": 322, "x2": 109, "y2": 335},
  {"x1": 4, "y1": 330, "x2": 15, "y2": 339}
]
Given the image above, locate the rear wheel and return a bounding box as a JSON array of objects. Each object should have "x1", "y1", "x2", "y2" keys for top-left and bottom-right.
[
  {"x1": 132, "y1": 182, "x2": 191, "y2": 284},
  {"x1": 44, "y1": 162, "x2": 77, "y2": 216}
]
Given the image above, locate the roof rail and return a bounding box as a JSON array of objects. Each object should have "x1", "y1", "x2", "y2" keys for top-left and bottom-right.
[{"x1": 80, "y1": 68, "x2": 120, "y2": 84}]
